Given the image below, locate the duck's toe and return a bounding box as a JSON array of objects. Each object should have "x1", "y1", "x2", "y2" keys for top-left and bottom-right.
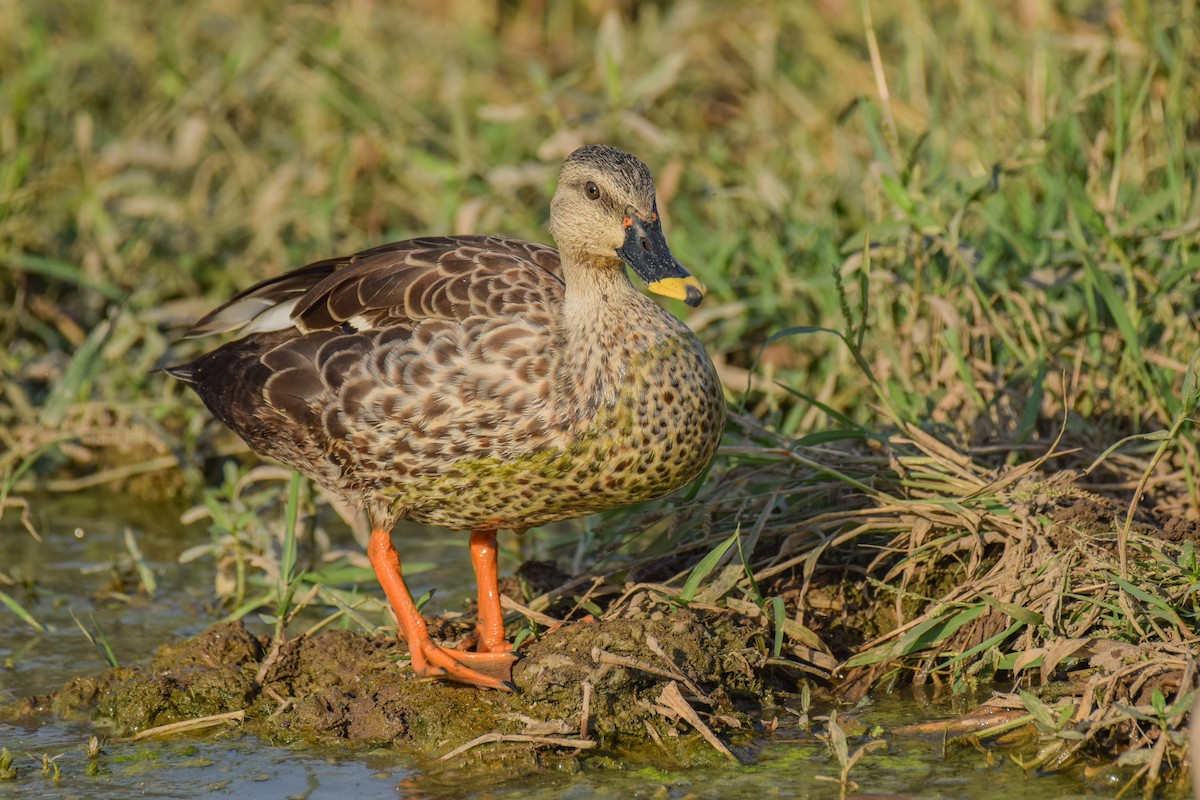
[{"x1": 411, "y1": 641, "x2": 518, "y2": 691}]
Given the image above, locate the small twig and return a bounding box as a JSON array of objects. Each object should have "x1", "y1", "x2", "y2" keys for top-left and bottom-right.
[
  {"x1": 265, "y1": 687, "x2": 293, "y2": 720},
  {"x1": 563, "y1": 576, "x2": 606, "y2": 621},
  {"x1": 284, "y1": 583, "x2": 322, "y2": 626},
  {"x1": 580, "y1": 681, "x2": 592, "y2": 741},
  {"x1": 254, "y1": 633, "x2": 285, "y2": 686},
  {"x1": 438, "y1": 733, "x2": 595, "y2": 762},
  {"x1": 311, "y1": 586, "x2": 379, "y2": 636},
  {"x1": 591, "y1": 647, "x2": 709, "y2": 703},
  {"x1": 498, "y1": 714, "x2": 571, "y2": 736},
  {"x1": 0, "y1": 497, "x2": 41, "y2": 541},
  {"x1": 500, "y1": 594, "x2": 562, "y2": 627},
  {"x1": 602, "y1": 582, "x2": 680, "y2": 619},
  {"x1": 643, "y1": 718, "x2": 667, "y2": 751},
  {"x1": 646, "y1": 636, "x2": 714, "y2": 704},
  {"x1": 656, "y1": 681, "x2": 739, "y2": 763},
  {"x1": 119, "y1": 710, "x2": 245, "y2": 742}
]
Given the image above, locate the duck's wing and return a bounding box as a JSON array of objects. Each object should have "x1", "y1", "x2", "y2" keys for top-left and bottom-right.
[
  {"x1": 181, "y1": 235, "x2": 565, "y2": 339},
  {"x1": 167, "y1": 236, "x2": 569, "y2": 491}
]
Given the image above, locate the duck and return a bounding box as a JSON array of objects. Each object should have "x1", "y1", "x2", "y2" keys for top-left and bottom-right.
[{"x1": 167, "y1": 145, "x2": 726, "y2": 690}]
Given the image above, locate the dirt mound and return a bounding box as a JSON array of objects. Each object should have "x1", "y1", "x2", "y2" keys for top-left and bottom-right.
[{"x1": 3, "y1": 605, "x2": 774, "y2": 771}]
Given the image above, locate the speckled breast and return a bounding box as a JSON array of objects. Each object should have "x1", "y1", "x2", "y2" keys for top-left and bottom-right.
[{"x1": 390, "y1": 334, "x2": 725, "y2": 532}]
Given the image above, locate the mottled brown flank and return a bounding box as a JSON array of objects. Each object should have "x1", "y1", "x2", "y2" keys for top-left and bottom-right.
[{"x1": 172, "y1": 148, "x2": 724, "y2": 535}]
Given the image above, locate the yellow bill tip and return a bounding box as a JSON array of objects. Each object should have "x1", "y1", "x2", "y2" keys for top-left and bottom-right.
[{"x1": 647, "y1": 276, "x2": 706, "y2": 307}]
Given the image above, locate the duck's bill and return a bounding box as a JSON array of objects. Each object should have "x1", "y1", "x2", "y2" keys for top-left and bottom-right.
[{"x1": 617, "y1": 210, "x2": 706, "y2": 308}]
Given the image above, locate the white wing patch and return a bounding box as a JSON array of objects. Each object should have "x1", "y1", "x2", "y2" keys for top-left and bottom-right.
[
  {"x1": 347, "y1": 314, "x2": 377, "y2": 332},
  {"x1": 238, "y1": 299, "x2": 303, "y2": 336}
]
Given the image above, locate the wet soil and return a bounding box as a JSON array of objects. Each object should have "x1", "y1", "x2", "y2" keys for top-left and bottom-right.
[
  {"x1": 1013, "y1": 469, "x2": 1200, "y2": 547},
  {"x1": 2, "y1": 603, "x2": 775, "y2": 774}
]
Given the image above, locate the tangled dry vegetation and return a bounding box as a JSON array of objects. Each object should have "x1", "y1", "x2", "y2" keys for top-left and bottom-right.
[{"x1": 742, "y1": 422, "x2": 1196, "y2": 790}]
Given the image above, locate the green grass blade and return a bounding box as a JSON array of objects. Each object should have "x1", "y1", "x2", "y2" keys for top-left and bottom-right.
[
  {"x1": 978, "y1": 593, "x2": 1043, "y2": 627},
  {"x1": 680, "y1": 529, "x2": 740, "y2": 604},
  {"x1": 0, "y1": 589, "x2": 44, "y2": 633},
  {"x1": 1085, "y1": 430, "x2": 1173, "y2": 474},
  {"x1": 1108, "y1": 573, "x2": 1189, "y2": 632},
  {"x1": 769, "y1": 596, "x2": 786, "y2": 658},
  {"x1": 68, "y1": 609, "x2": 119, "y2": 668},
  {"x1": 123, "y1": 527, "x2": 157, "y2": 597},
  {"x1": 846, "y1": 604, "x2": 987, "y2": 668}
]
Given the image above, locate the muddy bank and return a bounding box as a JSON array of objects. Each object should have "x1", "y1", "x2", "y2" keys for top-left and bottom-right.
[
  {"x1": 4, "y1": 442, "x2": 1198, "y2": 795},
  {"x1": 1, "y1": 602, "x2": 786, "y2": 771}
]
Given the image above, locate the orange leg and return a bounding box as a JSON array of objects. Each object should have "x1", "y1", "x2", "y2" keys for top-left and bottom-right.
[
  {"x1": 469, "y1": 525, "x2": 513, "y2": 654},
  {"x1": 367, "y1": 528, "x2": 515, "y2": 691}
]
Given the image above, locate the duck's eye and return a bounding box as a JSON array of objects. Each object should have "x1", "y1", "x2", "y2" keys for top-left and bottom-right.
[{"x1": 585, "y1": 181, "x2": 601, "y2": 200}]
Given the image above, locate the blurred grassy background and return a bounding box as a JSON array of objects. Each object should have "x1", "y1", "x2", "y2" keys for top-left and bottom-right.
[{"x1": 1, "y1": 0, "x2": 1198, "y2": 502}]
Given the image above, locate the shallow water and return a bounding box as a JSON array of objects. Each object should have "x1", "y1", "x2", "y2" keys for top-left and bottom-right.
[{"x1": 1, "y1": 495, "x2": 1128, "y2": 799}]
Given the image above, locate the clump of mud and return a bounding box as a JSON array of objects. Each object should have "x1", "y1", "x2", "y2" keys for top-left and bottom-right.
[{"x1": 2, "y1": 601, "x2": 781, "y2": 771}]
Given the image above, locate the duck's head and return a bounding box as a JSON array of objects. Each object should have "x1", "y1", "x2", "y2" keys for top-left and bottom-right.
[{"x1": 550, "y1": 145, "x2": 706, "y2": 308}]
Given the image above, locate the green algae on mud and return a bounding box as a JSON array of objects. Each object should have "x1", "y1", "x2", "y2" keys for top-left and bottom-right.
[{"x1": 3, "y1": 606, "x2": 769, "y2": 774}]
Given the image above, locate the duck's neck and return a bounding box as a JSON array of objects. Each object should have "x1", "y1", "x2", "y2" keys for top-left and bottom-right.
[{"x1": 551, "y1": 257, "x2": 679, "y2": 424}]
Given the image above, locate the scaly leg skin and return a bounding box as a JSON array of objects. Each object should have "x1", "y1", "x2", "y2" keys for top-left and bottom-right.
[
  {"x1": 367, "y1": 528, "x2": 516, "y2": 691},
  {"x1": 468, "y1": 525, "x2": 515, "y2": 654}
]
